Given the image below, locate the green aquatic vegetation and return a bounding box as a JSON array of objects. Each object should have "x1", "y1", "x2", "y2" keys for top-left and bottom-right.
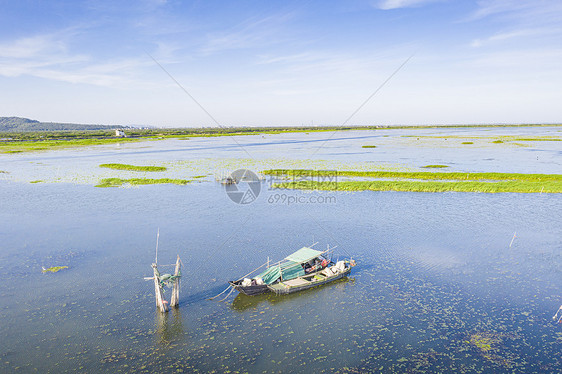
[
  {"x1": 274, "y1": 180, "x2": 562, "y2": 193},
  {"x1": 362, "y1": 145, "x2": 377, "y2": 148},
  {"x1": 0, "y1": 137, "x2": 142, "y2": 153},
  {"x1": 422, "y1": 165, "x2": 448, "y2": 168},
  {"x1": 469, "y1": 334, "x2": 494, "y2": 352},
  {"x1": 406, "y1": 134, "x2": 561, "y2": 143},
  {"x1": 99, "y1": 163, "x2": 167, "y2": 172},
  {"x1": 466, "y1": 333, "x2": 517, "y2": 367},
  {"x1": 42, "y1": 266, "x2": 68, "y2": 273},
  {"x1": 264, "y1": 169, "x2": 562, "y2": 182},
  {"x1": 95, "y1": 177, "x2": 191, "y2": 188},
  {"x1": 504, "y1": 136, "x2": 561, "y2": 142},
  {"x1": 29, "y1": 180, "x2": 43, "y2": 183}
]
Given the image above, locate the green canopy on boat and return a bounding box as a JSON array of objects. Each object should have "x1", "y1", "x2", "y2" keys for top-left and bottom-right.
[
  {"x1": 258, "y1": 265, "x2": 281, "y2": 284},
  {"x1": 256, "y1": 247, "x2": 323, "y2": 285},
  {"x1": 285, "y1": 247, "x2": 323, "y2": 263}
]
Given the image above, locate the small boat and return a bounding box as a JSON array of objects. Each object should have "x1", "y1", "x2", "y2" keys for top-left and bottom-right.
[
  {"x1": 220, "y1": 176, "x2": 237, "y2": 185},
  {"x1": 229, "y1": 246, "x2": 355, "y2": 296}
]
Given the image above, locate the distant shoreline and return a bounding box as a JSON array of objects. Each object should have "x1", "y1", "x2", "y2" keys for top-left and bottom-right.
[
  {"x1": 1, "y1": 116, "x2": 561, "y2": 133},
  {"x1": 1, "y1": 121, "x2": 561, "y2": 154}
]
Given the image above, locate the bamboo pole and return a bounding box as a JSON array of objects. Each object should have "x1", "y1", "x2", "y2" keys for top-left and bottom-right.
[
  {"x1": 152, "y1": 263, "x2": 168, "y2": 313},
  {"x1": 170, "y1": 255, "x2": 181, "y2": 307},
  {"x1": 509, "y1": 232, "x2": 517, "y2": 248}
]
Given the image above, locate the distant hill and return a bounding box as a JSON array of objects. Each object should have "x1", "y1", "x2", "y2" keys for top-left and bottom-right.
[{"x1": 0, "y1": 117, "x2": 125, "y2": 132}]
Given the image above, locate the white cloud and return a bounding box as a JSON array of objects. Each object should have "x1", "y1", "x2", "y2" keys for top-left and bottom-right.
[
  {"x1": 0, "y1": 32, "x2": 152, "y2": 87},
  {"x1": 470, "y1": 27, "x2": 560, "y2": 47},
  {"x1": 468, "y1": 0, "x2": 562, "y2": 23},
  {"x1": 201, "y1": 12, "x2": 296, "y2": 55},
  {"x1": 0, "y1": 35, "x2": 66, "y2": 59},
  {"x1": 376, "y1": 0, "x2": 444, "y2": 10},
  {"x1": 469, "y1": 0, "x2": 534, "y2": 20},
  {"x1": 466, "y1": 1, "x2": 562, "y2": 51}
]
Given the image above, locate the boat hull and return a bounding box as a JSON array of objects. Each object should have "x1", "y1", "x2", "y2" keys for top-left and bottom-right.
[
  {"x1": 229, "y1": 281, "x2": 270, "y2": 296},
  {"x1": 268, "y1": 266, "x2": 351, "y2": 295}
]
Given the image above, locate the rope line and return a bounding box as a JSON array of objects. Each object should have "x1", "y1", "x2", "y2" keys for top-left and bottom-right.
[
  {"x1": 208, "y1": 285, "x2": 232, "y2": 300},
  {"x1": 218, "y1": 286, "x2": 235, "y2": 302}
]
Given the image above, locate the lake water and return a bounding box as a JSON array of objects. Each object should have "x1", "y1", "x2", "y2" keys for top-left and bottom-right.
[{"x1": 1, "y1": 127, "x2": 561, "y2": 373}]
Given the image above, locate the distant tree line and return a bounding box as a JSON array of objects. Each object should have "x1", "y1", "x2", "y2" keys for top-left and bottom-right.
[{"x1": 0, "y1": 117, "x2": 125, "y2": 132}]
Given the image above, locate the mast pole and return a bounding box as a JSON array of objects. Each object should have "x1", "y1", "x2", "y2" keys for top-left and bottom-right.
[{"x1": 155, "y1": 228, "x2": 160, "y2": 264}]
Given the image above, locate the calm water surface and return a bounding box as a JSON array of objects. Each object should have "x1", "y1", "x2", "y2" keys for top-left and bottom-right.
[{"x1": 0, "y1": 127, "x2": 560, "y2": 373}]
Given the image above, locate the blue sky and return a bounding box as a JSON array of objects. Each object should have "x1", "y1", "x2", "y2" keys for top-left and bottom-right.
[{"x1": 0, "y1": 0, "x2": 560, "y2": 127}]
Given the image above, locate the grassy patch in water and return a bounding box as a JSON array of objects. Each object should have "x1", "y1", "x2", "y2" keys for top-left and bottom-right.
[
  {"x1": 264, "y1": 169, "x2": 562, "y2": 182},
  {"x1": 42, "y1": 266, "x2": 68, "y2": 273},
  {"x1": 422, "y1": 165, "x2": 449, "y2": 168},
  {"x1": 0, "y1": 137, "x2": 141, "y2": 153},
  {"x1": 468, "y1": 334, "x2": 494, "y2": 352},
  {"x1": 362, "y1": 145, "x2": 377, "y2": 148},
  {"x1": 95, "y1": 177, "x2": 191, "y2": 188},
  {"x1": 274, "y1": 180, "x2": 561, "y2": 193},
  {"x1": 266, "y1": 169, "x2": 562, "y2": 193},
  {"x1": 461, "y1": 141, "x2": 474, "y2": 144},
  {"x1": 406, "y1": 135, "x2": 561, "y2": 143},
  {"x1": 30, "y1": 180, "x2": 44, "y2": 183},
  {"x1": 508, "y1": 137, "x2": 561, "y2": 142},
  {"x1": 99, "y1": 163, "x2": 167, "y2": 172}
]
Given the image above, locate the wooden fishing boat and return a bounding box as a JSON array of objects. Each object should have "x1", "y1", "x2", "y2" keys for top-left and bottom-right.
[
  {"x1": 268, "y1": 261, "x2": 352, "y2": 295},
  {"x1": 229, "y1": 246, "x2": 355, "y2": 296}
]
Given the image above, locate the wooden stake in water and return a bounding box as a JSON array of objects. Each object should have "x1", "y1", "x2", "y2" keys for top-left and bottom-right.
[
  {"x1": 144, "y1": 229, "x2": 182, "y2": 313},
  {"x1": 170, "y1": 255, "x2": 181, "y2": 307},
  {"x1": 509, "y1": 232, "x2": 517, "y2": 248},
  {"x1": 152, "y1": 263, "x2": 169, "y2": 313}
]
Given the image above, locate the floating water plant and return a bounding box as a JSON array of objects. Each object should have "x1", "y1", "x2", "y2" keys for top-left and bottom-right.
[
  {"x1": 507, "y1": 137, "x2": 561, "y2": 141},
  {"x1": 275, "y1": 180, "x2": 562, "y2": 193},
  {"x1": 99, "y1": 163, "x2": 167, "y2": 172},
  {"x1": 461, "y1": 141, "x2": 474, "y2": 145},
  {"x1": 0, "y1": 137, "x2": 141, "y2": 153},
  {"x1": 42, "y1": 266, "x2": 68, "y2": 273},
  {"x1": 266, "y1": 169, "x2": 562, "y2": 193},
  {"x1": 29, "y1": 180, "x2": 43, "y2": 183},
  {"x1": 95, "y1": 178, "x2": 191, "y2": 188},
  {"x1": 264, "y1": 169, "x2": 562, "y2": 182},
  {"x1": 422, "y1": 165, "x2": 448, "y2": 168},
  {"x1": 468, "y1": 333, "x2": 494, "y2": 352},
  {"x1": 362, "y1": 145, "x2": 377, "y2": 148}
]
